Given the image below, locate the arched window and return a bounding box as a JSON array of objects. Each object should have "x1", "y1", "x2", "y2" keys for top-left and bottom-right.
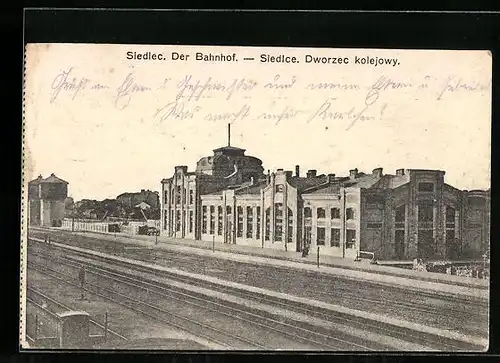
[
  {"x1": 265, "y1": 207, "x2": 271, "y2": 241},
  {"x1": 246, "y1": 206, "x2": 254, "y2": 238},
  {"x1": 209, "y1": 206, "x2": 215, "y2": 235},
  {"x1": 217, "y1": 206, "x2": 223, "y2": 235},
  {"x1": 275, "y1": 203, "x2": 283, "y2": 242},
  {"x1": 287, "y1": 208, "x2": 293, "y2": 243},
  {"x1": 237, "y1": 206, "x2": 243, "y2": 237}
]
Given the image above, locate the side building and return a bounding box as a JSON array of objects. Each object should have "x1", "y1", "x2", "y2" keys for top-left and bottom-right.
[
  {"x1": 161, "y1": 144, "x2": 490, "y2": 261},
  {"x1": 28, "y1": 173, "x2": 68, "y2": 227}
]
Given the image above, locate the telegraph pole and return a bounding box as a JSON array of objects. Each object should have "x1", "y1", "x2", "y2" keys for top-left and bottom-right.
[{"x1": 342, "y1": 189, "x2": 346, "y2": 259}]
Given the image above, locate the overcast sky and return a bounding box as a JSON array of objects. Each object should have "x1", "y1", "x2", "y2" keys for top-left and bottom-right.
[{"x1": 24, "y1": 44, "x2": 491, "y2": 201}]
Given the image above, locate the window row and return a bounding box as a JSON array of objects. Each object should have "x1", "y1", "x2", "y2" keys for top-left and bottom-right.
[
  {"x1": 307, "y1": 227, "x2": 356, "y2": 248},
  {"x1": 201, "y1": 205, "x2": 262, "y2": 239},
  {"x1": 164, "y1": 187, "x2": 195, "y2": 205},
  {"x1": 303, "y1": 207, "x2": 355, "y2": 220}
]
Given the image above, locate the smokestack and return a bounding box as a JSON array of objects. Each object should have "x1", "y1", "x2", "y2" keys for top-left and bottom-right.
[
  {"x1": 349, "y1": 168, "x2": 358, "y2": 180},
  {"x1": 295, "y1": 165, "x2": 300, "y2": 177},
  {"x1": 306, "y1": 170, "x2": 317, "y2": 178},
  {"x1": 372, "y1": 168, "x2": 383, "y2": 178},
  {"x1": 227, "y1": 123, "x2": 231, "y2": 146}
]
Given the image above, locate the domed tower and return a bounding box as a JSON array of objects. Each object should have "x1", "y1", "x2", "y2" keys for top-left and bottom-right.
[{"x1": 195, "y1": 124, "x2": 264, "y2": 183}]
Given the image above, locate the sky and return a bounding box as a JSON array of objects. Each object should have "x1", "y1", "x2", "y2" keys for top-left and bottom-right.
[{"x1": 23, "y1": 44, "x2": 492, "y2": 201}]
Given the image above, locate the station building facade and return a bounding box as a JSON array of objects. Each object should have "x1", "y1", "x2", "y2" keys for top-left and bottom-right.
[{"x1": 160, "y1": 144, "x2": 490, "y2": 261}]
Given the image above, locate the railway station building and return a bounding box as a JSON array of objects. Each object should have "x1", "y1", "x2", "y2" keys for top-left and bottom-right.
[
  {"x1": 28, "y1": 173, "x2": 69, "y2": 227},
  {"x1": 160, "y1": 131, "x2": 490, "y2": 261}
]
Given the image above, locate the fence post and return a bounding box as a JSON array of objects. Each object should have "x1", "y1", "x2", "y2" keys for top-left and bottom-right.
[
  {"x1": 212, "y1": 236, "x2": 215, "y2": 252},
  {"x1": 104, "y1": 312, "x2": 108, "y2": 342},
  {"x1": 34, "y1": 314, "x2": 38, "y2": 341},
  {"x1": 317, "y1": 246, "x2": 320, "y2": 268}
]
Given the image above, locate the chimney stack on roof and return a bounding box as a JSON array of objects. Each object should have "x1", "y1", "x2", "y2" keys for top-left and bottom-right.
[
  {"x1": 266, "y1": 170, "x2": 270, "y2": 185},
  {"x1": 327, "y1": 173, "x2": 336, "y2": 183},
  {"x1": 306, "y1": 170, "x2": 317, "y2": 178},
  {"x1": 396, "y1": 168, "x2": 405, "y2": 176},
  {"x1": 295, "y1": 165, "x2": 300, "y2": 177},
  {"x1": 372, "y1": 168, "x2": 383, "y2": 178},
  {"x1": 277, "y1": 168, "x2": 284, "y2": 172},
  {"x1": 349, "y1": 168, "x2": 358, "y2": 180}
]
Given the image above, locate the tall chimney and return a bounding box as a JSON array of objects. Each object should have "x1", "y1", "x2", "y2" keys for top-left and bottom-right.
[
  {"x1": 266, "y1": 170, "x2": 270, "y2": 184},
  {"x1": 349, "y1": 168, "x2": 358, "y2": 180},
  {"x1": 227, "y1": 123, "x2": 231, "y2": 146},
  {"x1": 306, "y1": 170, "x2": 317, "y2": 178},
  {"x1": 372, "y1": 168, "x2": 383, "y2": 178},
  {"x1": 295, "y1": 165, "x2": 300, "y2": 177}
]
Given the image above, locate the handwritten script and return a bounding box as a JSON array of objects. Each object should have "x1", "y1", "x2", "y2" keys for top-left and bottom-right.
[{"x1": 48, "y1": 68, "x2": 491, "y2": 131}]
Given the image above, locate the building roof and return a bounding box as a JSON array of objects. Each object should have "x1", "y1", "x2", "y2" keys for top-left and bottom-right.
[
  {"x1": 213, "y1": 145, "x2": 246, "y2": 154},
  {"x1": 288, "y1": 176, "x2": 329, "y2": 191},
  {"x1": 30, "y1": 173, "x2": 68, "y2": 185},
  {"x1": 235, "y1": 181, "x2": 267, "y2": 195}
]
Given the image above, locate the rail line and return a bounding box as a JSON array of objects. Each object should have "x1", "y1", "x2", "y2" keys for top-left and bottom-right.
[
  {"x1": 28, "y1": 244, "x2": 485, "y2": 351},
  {"x1": 30, "y1": 250, "x2": 368, "y2": 350},
  {"x1": 27, "y1": 233, "x2": 489, "y2": 311}
]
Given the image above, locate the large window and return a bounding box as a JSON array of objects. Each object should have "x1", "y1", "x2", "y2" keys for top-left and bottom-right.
[
  {"x1": 164, "y1": 191, "x2": 168, "y2": 204},
  {"x1": 202, "y1": 206, "x2": 207, "y2": 234},
  {"x1": 346, "y1": 208, "x2": 355, "y2": 220},
  {"x1": 346, "y1": 229, "x2": 356, "y2": 249},
  {"x1": 256, "y1": 206, "x2": 261, "y2": 239},
  {"x1": 265, "y1": 208, "x2": 270, "y2": 241},
  {"x1": 317, "y1": 208, "x2": 326, "y2": 219},
  {"x1": 331, "y1": 207, "x2": 340, "y2": 219},
  {"x1": 446, "y1": 206, "x2": 456, "y2": 228},
  {"x1": 163, "y1": 213, "x2": 168, "y2": 230},
  {"x1": 331, "y1": 228, "x2": 340, "y2": 247},
  {"x1": 175, "y1": 186, "x2": 181, "y2": 204},
  {"x1": 209, "y1": 206, "x2": 215, "y2": 235},
  {"x1": 317, "y1": 227, "x2": 326, "y2": 246},
  {"x1": 418, "y1": 202, "x2": 434, "y2": 223},
  {"x1": 275, "y1": 203, "x2": 283, "y2": 242},
  {"x1": 189, "y1": 210, "x2": 193, "y2": 233},
  {"x1": 287, "y1": 208, "x2": 293, "y2": 243},
  {"x1": 176, "y1": 210, "x2": 181, "y2": 232},
  {"x1": 418, "y1": 182, "x2": 434, "y2": 192},
  {"x1": 237, "y1": 206, "x2": 243, "y2": 238},
  {"x1": 246, "y1": 206, "x2": 253, "y2": 238},
  {"x1": 395, "y1": 204, "x2": 405, "y2": 226},
  {"x1": 217, "y1": 206, "x2": 223, "y2": 236},
  {"x1": 189, "y1": 189, "x2": 194, "y2": 204}
]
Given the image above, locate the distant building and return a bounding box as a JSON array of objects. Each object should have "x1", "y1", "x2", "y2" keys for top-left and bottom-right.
[
  {"x1": 28, "y1": 173, "x2": 68, "y2": 227},
  {"x1": 117, "y1": 189, "x2": 159, "y2": 209},
  {"x1": 160, "y1": 125, "x2": 490, "y2": 261}
]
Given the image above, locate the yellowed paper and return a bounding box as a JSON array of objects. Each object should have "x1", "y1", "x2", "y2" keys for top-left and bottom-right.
[{"x1": 22, "y1": 44, "x2": 491, "y2": 351}]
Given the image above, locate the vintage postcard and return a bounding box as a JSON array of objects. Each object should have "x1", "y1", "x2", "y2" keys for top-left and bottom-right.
[{"x1": 21, "y1": 43, "x2": 491, "y2": 351}]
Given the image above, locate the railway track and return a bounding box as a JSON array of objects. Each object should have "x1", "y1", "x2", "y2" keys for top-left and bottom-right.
[
  {"x1": 29, "y1": 251, "x2": 373, "y2": 350},
  {"x1": 27, "y1": 242, "x2": 486, "y2": 351},
  {"x1": 27, "y1": 232, "x2": 489, "y2": 312}
]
